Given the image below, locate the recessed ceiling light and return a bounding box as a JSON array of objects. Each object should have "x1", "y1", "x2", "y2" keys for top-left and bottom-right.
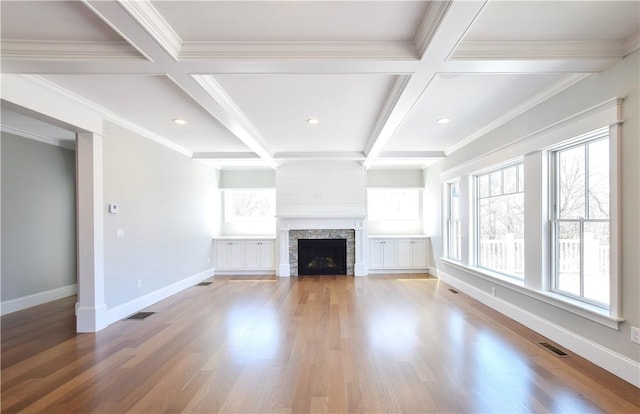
[
  {"x1": 436, "y1": 118, "x2": 451, "y2": 124},
  {"x1": 173, "y1": 118, "x2": 187, "y2": 125},
  {"x1": 306, "y1": 118, "x2": 319, "y2": 125}
]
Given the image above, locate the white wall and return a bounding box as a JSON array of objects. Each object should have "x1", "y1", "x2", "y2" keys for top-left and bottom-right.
[
  {"x1": 424, "y1": 50, "x2": 639, "y2": 381},
  {"x1": 1, "y1": 133, "x2": 76, "y2": 310},
  {"x1": 276, "y1": 161, "x2": 366, "y2": 217},
  {"x1": 102, "y1": 122, "x2": 217, "y2": 309}
]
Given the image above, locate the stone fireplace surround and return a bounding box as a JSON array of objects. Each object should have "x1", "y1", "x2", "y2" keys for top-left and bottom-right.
[{"x1": 277, "y1": 216, "x2": 367, "y2": 277}]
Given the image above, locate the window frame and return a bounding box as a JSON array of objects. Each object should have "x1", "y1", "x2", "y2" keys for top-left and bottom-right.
[
  {"x1": 446, "y1": 181, "x2": 462, "y2": 261},
  {"x1": 474, "y1": 161, "x2": 525, "y2": 280},
  {"x1": 367, "y1": 188, "x2": 422, "y2": 221},
  {"x1": 223, "y1": 189, "x2": 276, "y2": 222},
  {"x1": 549, "y1": 132, "x2": 611, "y2": 309}
]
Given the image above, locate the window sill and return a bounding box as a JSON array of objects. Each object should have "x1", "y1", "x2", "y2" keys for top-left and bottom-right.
[{"x1": 440, "y1": 258, "x2": 623, "y2": 330}]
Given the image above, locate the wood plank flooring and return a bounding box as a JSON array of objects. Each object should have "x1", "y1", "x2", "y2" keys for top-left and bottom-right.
[{"x1": 2, "y1": 274, "x2": 639, "y2": 413}]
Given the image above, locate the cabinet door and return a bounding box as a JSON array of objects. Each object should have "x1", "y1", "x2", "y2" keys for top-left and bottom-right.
[
  {"x1": 411, "y1": 239, "x2": 428, "y2": 268},
  {"x1": 382, "y1": 240, "x2": 397, "y2": 268},
  {"x1": 396, "y1": 240, "x2": 413, "y2": 268},
  {"x1": 245, "y1": 241, "x2": 262, "y2": 269},
  {"x1": 228, "y1": 242, "x2": 245, "y2": 269},
  {"x1": 369, "y1": 240, "x2": 384, "y2": 268},
  {"x1": 259, "y1": 241, "x2": 275, "y2": 269},
  {"x1": 246, "y1": 241, "x2": 275, "y2": 269},
  {"x1": 215, "y1": 242, "x2": 231, "y2": 269}
]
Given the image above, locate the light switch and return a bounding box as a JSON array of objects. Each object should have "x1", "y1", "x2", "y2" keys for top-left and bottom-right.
[
  {"x1": 116, "y1": 228, "x2": 124, "y2": 239},
  {"x1": 108, "y1": 203, "x2": 119, "y2": 214}
]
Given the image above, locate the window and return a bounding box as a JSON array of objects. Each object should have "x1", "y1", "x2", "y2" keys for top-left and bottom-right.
[
  {"x1": 224, "y1": 189, "x2": 275, "y2": 221},
  {"x1": 368, "y1": 189, "x2": 420, "y2": 220},
  {"x1": 447, "y1": 182, "x2": 461, "y2": 261},
  {"x1": 476, "y1": 163, "x2": 524, "y2": 279},
  {"x1": 551, "y1": 135, "x2": 610, "y2": 307}
]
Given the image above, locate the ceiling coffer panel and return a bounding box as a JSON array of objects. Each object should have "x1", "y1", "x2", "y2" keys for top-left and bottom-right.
[{"x1": 212, "y1": 74, "x2": 398, "y2": 154}]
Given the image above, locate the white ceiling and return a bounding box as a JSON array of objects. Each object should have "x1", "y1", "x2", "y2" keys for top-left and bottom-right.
[{"x1": 1, "y1": 0, "x2": 638, "y2": 170}]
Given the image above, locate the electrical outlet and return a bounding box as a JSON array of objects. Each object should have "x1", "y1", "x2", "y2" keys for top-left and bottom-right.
[
  {"x1": 631, "y1": 327, "x2": 640, "y2": 344},
  {"x1": 137, "y1": 279, "x2": 142, "y2": 289}
]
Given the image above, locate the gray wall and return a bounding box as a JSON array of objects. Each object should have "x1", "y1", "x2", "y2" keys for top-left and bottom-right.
[
  {"x1": 1, "y1": 133, "x2": 76, "y2": 301},
  {"x1": 103, "y1": 122, "x2": 218, "y2": 308},
  {"x1": 220, "y1": 169, "x2": 275, "y2": 188},
  {"x1": 424, "y1": 50, "x2": 639, "y2": 362},
  {"x1": 367, "y1": 169, "x2": 424, "y2": 188}
]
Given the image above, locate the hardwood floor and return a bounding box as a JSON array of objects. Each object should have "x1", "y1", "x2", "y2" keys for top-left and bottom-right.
[{"x1": 2, "y1": 274, "x2": 638, "y2": 413}]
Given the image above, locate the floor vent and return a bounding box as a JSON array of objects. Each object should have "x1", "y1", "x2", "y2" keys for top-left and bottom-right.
[
  {"x1": 197, "y1": 282, "x2": 212, "y2": 286},
  {"x1": 448, "y1": 288, "x2": 459, "y2": 294},
  {"x1": 126, "y1": 312, "x2": 155, "y2": 320},
  {"x1": 539, "y1": 342, "x2": 570, "y2": 357}
]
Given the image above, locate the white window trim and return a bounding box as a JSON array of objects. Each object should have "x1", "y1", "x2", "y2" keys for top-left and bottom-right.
[
  {"x1": 444, "y1": 180, "x2": 461, "y2": 261},
  {"x1": 548, "y1": 129, "x2": 612, "y2": 308},
  {"x1": 438, "y1": 98, "x2": 624, "y2": 329},
  {"x1": 441, "y1": 258, "x2": 623, "y2": 329},
  {"x1": 473, "y1": 160, "x2": 525, "y2": 280}
]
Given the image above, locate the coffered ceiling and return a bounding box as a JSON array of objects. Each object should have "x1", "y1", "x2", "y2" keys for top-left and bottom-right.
[{"x1": 1, "y1": 1, "x2": 638, "y2": 170}]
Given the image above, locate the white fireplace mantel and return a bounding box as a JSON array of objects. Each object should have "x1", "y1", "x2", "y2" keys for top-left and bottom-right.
[{"x1": 276, "y1": 215, "x2": 367, "y2": 277}]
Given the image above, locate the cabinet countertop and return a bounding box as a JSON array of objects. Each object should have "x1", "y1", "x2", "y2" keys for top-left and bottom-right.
[
  {"x1": 213, "y1": 236, "x2": 276, "y2": 241},
  {"x1": 368, "y1": 235, "x2": 429, "y2": 239}
]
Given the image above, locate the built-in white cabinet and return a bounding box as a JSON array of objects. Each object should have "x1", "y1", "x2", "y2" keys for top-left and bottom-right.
[
  {"x1": 214, "y1": 238, "x2": 275, "y2": 273},
  {"x1": 368, "y1": 236, "x2": 429, "y2": 272},
  {"x1": 245, "y1": 240, "x2": 275, "y2": 270},
  {"x1": 369, "y1": 239, "x2": 398, "y2": 268}
]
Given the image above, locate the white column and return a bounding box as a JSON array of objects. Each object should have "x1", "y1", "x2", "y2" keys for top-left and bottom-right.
[
  {"x1": 76, "y1": 132, "x2": 107, "y2": 332},
  {"x1": 354, "y1": 223, "x2": 367, "y2": 276},
  {"x1": 277, "y1": 221, "x2": 290, "y2": 277}
]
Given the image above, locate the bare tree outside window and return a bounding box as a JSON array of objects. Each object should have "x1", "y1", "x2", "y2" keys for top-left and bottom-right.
[
  {"x1": 552, "y1": 136, "x2": 610, "y2": 307},
  {"x1": 225, "y1": 190, "x2": 275, "y2": 221}
]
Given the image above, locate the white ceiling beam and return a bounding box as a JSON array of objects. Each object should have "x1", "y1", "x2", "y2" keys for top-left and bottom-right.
[
  {"x1": 451, "y1": 40, "x2": 630, "y2": 60},
  {"x1": 81, "y1": 0, "x2": 277, "y2": 168},
  {"x1": 362, "y1": 0, "x2": 488, "y2": 168}
]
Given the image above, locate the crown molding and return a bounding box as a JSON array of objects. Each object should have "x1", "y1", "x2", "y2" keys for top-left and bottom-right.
[
  {"x1": 378, "y1": 151, "x2": 445, "y2": 160},
  {"x1": 0, "y1": 124, "x2": 76, "y2": 150},
  {"x1": 414, "y1": 1, "x2": 452, "y2": 59},
  {"x1": 192, "y1": 152, "x2": 259, "y2": 160},
  {"x1": 117, "y1": 0, "x2": 182, "y2": 60},
  {"x1": 451, "y1": 40, "x2": 627, "y2": 60},
  {"x1": 22, "y1": 75, "x2": 193, "y2": 157},
  {"x1": 445, "y1": 73, "x2": 591, "y2": 156},
  {"x1": 622, "y1": 31, "x2": 639, "y2": 56},
  {"x1": 1, "y1": 40, "x2": 143, "y2": 61},
  {"x1": 179, "y1": 41, "x2": 417, "y2": 60},
  {"x1": 192, "y1": 74, "x2": 277, "y2": 168},
  {"x1": 274, "y1": 151, "x2": 366, "y2": 161},
  {"x1": 440, "y1": 98, "x2": 623, "y2": 179}
]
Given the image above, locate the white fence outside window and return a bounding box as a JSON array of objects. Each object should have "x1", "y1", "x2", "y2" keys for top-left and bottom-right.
[{"x1": 479, "y1": 236, "x2": 609, "y2": 278}]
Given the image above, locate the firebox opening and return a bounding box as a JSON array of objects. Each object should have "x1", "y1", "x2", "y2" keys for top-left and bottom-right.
[{"x1": 298, "y1": 239, "x2": 347, "y2": 276}]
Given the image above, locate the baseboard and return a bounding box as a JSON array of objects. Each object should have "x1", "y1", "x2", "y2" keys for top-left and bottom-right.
[
  {"x1": 1, "y1": 284, "x2": 78, "y2": 315},
  {"x1": 438, "y1": 271, "x2": 640, "y2": 388},
  {"x1": 104, "y1": 267, "x2": 215, "y2": 326},
  {"x1": 215, "y1": 269, "x2": 276, "y2": 276},
  {"x1": 368, "y1": 268, "x2": 430, "y2": 275}
]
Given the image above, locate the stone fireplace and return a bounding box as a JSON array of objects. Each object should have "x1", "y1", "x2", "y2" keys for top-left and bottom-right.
[
  {"x1": 291, "y1": 230, "x2": 353, "y2": 276},
  {"x1": 277, "y1": 216, "x2": 367, "y2": 277}
]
